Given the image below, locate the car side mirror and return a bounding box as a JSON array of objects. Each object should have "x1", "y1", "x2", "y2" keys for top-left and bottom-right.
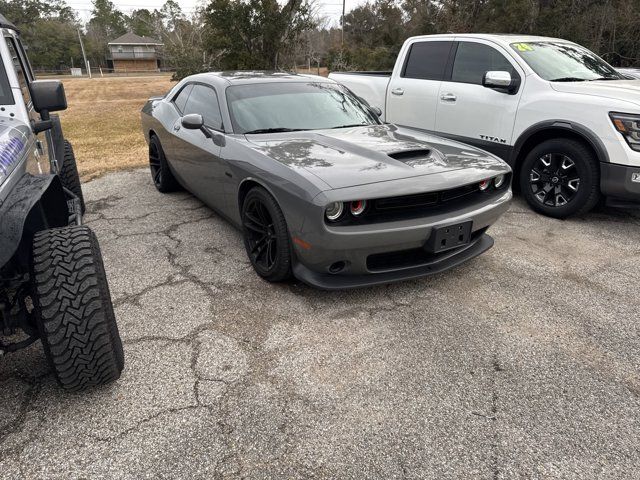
[
  {"x1": 370, "y1": 106, "x2": 382, "y2": 117},
  {"x1": 30, "y1": 80, "x2": 67, "y2": 116},
  {"x1": 482, "y1": 71, "x2": 519, "y2": 93},
  {"x1": 29, "y1": 80, "x2": 67, "y2": 132},
  {"x1": 181, "y1": 113, "x2": 204, "y2": 130}
]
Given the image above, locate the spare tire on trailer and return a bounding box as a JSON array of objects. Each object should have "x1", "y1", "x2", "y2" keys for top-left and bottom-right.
[{"x1": 30, "y1": 225, "x2": 124, "y2": 390}]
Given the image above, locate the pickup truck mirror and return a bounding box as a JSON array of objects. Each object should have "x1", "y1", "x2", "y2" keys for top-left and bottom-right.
[
  {"x1": 30, "y1": 80, "x2": 67, "y2": 116},
  {"x1": 482, "y1": 71, "x2": 518, "y2": 93}
]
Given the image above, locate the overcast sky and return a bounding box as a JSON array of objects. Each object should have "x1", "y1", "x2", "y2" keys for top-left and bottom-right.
[{"x1": 66, "y1": 0, "x2": 364, "y2": 26}]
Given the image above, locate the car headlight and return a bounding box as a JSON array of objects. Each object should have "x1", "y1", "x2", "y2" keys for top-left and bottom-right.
[
  {"x1": 610, "y1": 112, "x2": 640, "y2": 151},
  {"x1": 325, "y1": 202, "x2": 344, "y2": 221},
  {"x1": 494, "y1": 174, "x2": 506, "y2": 188},
  {"x1": 349, "y1": 199, "x2": 367, "y2": 216}
]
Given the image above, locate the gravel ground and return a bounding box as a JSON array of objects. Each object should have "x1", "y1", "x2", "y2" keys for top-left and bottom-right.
[{"x1": 1, "y1": 169, "x2": 639, "y2": 479}]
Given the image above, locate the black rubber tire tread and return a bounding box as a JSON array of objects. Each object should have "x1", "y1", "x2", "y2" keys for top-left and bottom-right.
[
  {"x1": 59, "y1": 140, "x2": 86, "y2": 215},
  {"x1": 31, "y1": 226, "x2": 124, "y2": 391},
  {"x1": 150, "y1": 134, "x2": 180, "y2": 193},
  {"x1": 519, "y1": 138, "x2": 601, "y2": 218},
  {"x1": 242, "y1": 187, "x2": 293, "y2": 282}
]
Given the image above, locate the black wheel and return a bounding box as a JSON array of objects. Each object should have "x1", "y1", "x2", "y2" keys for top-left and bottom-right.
[
  {"x1": 59, "y1": 140, "x2": 86, "y2": 215},
  {"x1": 519, "y1": 138, "x2": 601, "y2": 218},
  {"x1": 241, "y1": 187, "x2": 292, "y2": 282},
  {"x1": 31, "y1": 226, "x2": 124, "y2": 391},
  {"x1": 149, "y1": 134, "x2": 179, "y2": 192}
]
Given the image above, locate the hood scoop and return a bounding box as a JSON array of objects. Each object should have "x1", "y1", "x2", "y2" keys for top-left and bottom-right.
[
  {"x1": 387, "y1": 149, "x2": 434, "y2": 168},
  {"x1": 387, "y1": 149, "x2": 431, "y2": 161}
]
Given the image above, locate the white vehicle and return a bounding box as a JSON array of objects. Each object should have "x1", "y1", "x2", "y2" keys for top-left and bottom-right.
[
  {"x1": 330, "y1": 34, "x2": 640, "y2": 218},
  {"x1": 618, "y1": 68, "x2": 640, "y2": 80}
]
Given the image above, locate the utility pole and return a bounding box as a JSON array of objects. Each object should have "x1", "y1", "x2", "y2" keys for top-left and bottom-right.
[
  {"x1": 77, "y1": 28, "x2": 91, "y2": 78},
  {"x1": 341, "y1": 0, "x2": 345, "y2": 47}
]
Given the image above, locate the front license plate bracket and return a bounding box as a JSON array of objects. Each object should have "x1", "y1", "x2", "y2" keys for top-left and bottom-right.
[{"x1": 425, "y1": 221, "x2": 473, "y2": 253}]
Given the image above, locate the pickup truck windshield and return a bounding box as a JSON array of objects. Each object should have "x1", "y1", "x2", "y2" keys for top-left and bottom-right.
[
  {"x1": 510, "y1": 42, "x2": 624, "y2": 81},
  {"x1": 226, "y1": 82, "x2": 380, "y2": 134}
]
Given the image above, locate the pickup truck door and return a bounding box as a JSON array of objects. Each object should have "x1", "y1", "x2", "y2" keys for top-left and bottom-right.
[
  {"x1": 434, "y1": 39, "x2": 525, "y2": 161},
  {"x1": 385, "y1": 40, "x2": 454, "y2": 131}
]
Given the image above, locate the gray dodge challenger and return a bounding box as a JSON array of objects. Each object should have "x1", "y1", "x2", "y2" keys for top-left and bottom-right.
[{"x1": 140, "y1": 71, "x2": 512, "y2": 289}]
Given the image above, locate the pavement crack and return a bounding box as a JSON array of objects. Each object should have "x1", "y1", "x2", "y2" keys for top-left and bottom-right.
[
  {"x1": 85, "y1": 405, "x2": 202, "y2": 442},
  {"x1": 0, "y1": 377, "x2": 43, "y2": 447}
]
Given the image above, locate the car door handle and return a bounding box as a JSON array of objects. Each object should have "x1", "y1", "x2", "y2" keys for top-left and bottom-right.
[
  {"x1": 440, "y1": 93, "x2": 457, "y2": 102},
  {"x1": 391, "y1": 87, "x2": 404, "y2": 96}
]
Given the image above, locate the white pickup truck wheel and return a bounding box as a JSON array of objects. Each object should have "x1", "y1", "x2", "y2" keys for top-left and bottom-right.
[{"x1": 519, "y1": 139, "x2": 601, "y2": 218}]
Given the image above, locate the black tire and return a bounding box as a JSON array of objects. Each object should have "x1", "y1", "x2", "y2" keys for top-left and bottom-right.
[
  {"x1": 519, "y1": 138, "x2": 601, "y2": 218},
  {"x1": 149, "y1": 134, "x2": 179, "y2": 193},
  {"x1": 241, "y1": 187, "x2": 292, "y2": 282},
  {"x1": 59, "y1": 140, "x2": 86, "y2": 215},
  {"x1": 31, "y1": 226, "x2": 124, "y2": 391}
]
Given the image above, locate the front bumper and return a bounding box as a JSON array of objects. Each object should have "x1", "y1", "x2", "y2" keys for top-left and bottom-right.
[
  {"x1": 291, "y1": 189, "x2": 511, "y2": 290},
  {"x1": 600, "y1": 162, "x2": 640, "y2": 204},
  {"x1": 293, "y1": 233, "x2": 494, "y2": 290}
]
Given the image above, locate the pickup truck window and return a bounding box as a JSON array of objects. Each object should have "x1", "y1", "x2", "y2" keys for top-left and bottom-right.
[
  {"x1": 226, "y1": 82, "x2": 380, "y2": 134},
  {"x1": 183, "y1": 84, "x2": 224, "y2": 131},
  {"x1": 510, "y1": 41, "x2": 623, "y2": 81},
  {"x1": 451, "y1": 42, "x2": 517, "y2": 85},
  {"x1": 402, "y1": 41, "x2": 453, "y2": 81}
]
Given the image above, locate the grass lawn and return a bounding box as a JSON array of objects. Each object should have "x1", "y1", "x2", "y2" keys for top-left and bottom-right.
[{"x1": 57, "y1": 75, "x2": 176, "y2": 181}]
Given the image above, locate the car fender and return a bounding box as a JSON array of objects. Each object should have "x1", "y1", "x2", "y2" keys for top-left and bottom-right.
[
  {"x1": 48, "y1": 114, "x2": 67, "y2": 170},
  {"x1": 236, "y1": 175, "x2": 311, "y2": 236},
  {"x1": 510, "y1": 120, "x2": 609, "y2": 166},
  {"x1": 0, "y1": 173, "x2": 68, "y2": 270}
]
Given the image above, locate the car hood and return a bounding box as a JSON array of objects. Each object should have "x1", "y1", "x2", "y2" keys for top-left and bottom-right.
[
  {"x1": 245, "y1": 124, "x2": 508, "y2": 189},
  {"x1": 550, "y1": 79, "x2": 640, "y2": 107}
]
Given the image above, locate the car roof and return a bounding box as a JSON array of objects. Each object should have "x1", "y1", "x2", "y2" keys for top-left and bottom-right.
[
  {"x1": 408, "y1": 33, "x2": 575, "y2": 46},
  {"x1": 187, "y1": 71, "x2": 335, "y2": 87}
]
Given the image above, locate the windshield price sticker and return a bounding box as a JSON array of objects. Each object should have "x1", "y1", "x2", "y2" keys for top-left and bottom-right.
[{"x1": 514, "y1": 43, "x2": 534, "y2": 52}]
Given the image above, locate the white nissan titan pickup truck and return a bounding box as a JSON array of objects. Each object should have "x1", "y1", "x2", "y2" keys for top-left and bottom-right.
[{"x1": 330, "y1": 34, "x2": 640, "y2": 218}]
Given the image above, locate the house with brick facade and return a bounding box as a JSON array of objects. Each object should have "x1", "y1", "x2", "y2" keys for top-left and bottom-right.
[{"x1": 107, "y1": 32, "x2": 163, "y2": 72}]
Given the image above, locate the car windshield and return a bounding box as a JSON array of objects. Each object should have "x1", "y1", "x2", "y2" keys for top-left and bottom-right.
[
  {"x1": 0, "y1": 57, "x2": 14, "y2": 105},
  {"x1": 226, "y1": 82, "x2": 381, "y2": 134},
  {"x1": 510, "y1": 41, "x2": 625, "y2": 81}
]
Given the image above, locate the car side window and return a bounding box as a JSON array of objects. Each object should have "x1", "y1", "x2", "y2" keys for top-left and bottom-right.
[
  {"x1": 451, "y1": 42, "x2": 517, "y2": 85},
  {"x1": 173, "y1": 84, "x2": 193, "y2": 114},
  {"x1": 5, "y1": 37, "x2": 32, "y2": 106},
  {"x1": 183, "y1": 84, "x2": 224, "y2": 131},
  {"x1": 402, "y1": 41, "x2": 453, "y2": 81}
]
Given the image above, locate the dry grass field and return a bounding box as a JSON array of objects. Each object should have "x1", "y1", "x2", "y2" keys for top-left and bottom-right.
[{"x1": 57, "y1": 75, "x2": 176, "y2": 181}]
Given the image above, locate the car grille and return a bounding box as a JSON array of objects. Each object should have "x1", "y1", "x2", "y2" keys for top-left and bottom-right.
[
  {"x1": 327, "y1": 176, "x2": 509, "y2": 226},
  {"x1": 366, "y1": 229, "x2": 486, "y2": 272}
]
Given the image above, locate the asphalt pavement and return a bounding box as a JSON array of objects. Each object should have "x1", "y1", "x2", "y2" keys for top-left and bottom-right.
[{"x1": 1, "y1": 169, "x2": 639, "y2": 479}]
